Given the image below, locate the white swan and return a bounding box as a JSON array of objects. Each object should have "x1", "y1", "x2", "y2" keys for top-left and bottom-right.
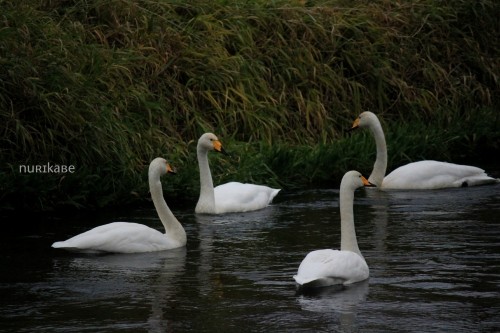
[
  {"x1": 195, "y1": 133, "x2": 281, "y2": 214},
  {"x1": 293, "y1": 171, "x2": 372, "y2": 288},
  {"x1": 52, "y1": 158, "x2": 187, "y2": 253},
  {"x1": 351, "y1": 111, "x2": 499, "y2": 189}
]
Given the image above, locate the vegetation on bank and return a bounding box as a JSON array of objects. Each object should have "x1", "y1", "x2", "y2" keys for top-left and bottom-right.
[{"x1": 1, "y1": 0, "x2": 499, "y2": 211}]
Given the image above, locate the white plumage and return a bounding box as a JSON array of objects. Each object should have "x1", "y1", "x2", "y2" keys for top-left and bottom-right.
[
  {"x1": 382, "y1": 160, "x2": 497, "y2": 189},
  {"x1": 52, "y1": 158, "x2": 186, "y2": 253},
  {"x1": 351, "y1": 111, "x2": 499, "y2": 189},
  {"x1": 293, "y1": 171, "x2": 372, "y2": 288},
  {"x1": 195, "y1": 133, "x2": 280, "y2": 214},
  {"x1": 294, "y1": 249, "x2": 369, "y2": 287}
]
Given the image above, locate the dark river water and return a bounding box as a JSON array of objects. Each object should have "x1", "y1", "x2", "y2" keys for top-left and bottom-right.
[{"x1": 1, "y1": 184, "x2": 500, "y2": 332}]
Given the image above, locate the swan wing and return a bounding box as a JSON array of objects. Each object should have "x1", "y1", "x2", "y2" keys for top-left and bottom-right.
[
  {"x1": 51, "y1": 222, "x2": 182, "y2": 253},
  {"x1": 214, "y1": 182, "x2": 280, "y2": 213},
  {"x1": 293, "y1": 249, "x2": 369, "y2": 287},
  {"x1": 383, "y1": 160, "x2": 498, "y2": 189}
]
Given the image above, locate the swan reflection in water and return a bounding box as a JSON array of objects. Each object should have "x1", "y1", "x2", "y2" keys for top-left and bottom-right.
[
  {"x1": 297, "y1": 280, "x2": 370, "y2": 331},
  {"x1": 51, "y1": 247, "x2": 187, "y2": 332},
  {"x1": 193, "y1": 205, "x2": 282, "y2": 296},
  {"x1": 297, "y1": 279, "x2": 369, "y2": 313},
  {"x1": 146, "y1": 248, "x2": 187, "y2": 332}
]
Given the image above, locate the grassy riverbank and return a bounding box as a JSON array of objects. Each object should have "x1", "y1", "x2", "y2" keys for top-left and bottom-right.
[{"x1": 1, "y1": 0, "x2": 499, "y2": 211}]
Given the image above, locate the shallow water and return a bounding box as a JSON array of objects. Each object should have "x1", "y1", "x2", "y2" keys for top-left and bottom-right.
[{"x1": 1, "y1": 184, "x2": 500, "y2": 332}]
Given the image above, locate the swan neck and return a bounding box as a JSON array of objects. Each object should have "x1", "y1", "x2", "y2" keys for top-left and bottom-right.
[
  {"x1": 369, "y1": 118, "x2": 387, "y2": 187},
  {"x1": 149, "y1": 176, "x2": 185, "y2": 241},
  {"x1": 339, "y1": 186, "x2": 362, "y2": 257},
  {"x1": 196, "y1": 147, "x2": 216, "y2": 213}
]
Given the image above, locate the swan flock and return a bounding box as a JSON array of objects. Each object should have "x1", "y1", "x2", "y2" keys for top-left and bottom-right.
[{"x1": 52, "y1": 124, "x2": 497, "y2": 290}]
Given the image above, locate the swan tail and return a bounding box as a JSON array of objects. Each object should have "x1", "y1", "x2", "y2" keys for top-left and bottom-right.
[
  {"x1": 293, "y1": 275, "x2": 346, "y2": 288},
  {"x1": 456, "y1": 175, "x2": 500, "y2": 187},
  {"x1": 51, "y1": 241, "x2": 66, "y2": 248},
  {"x1": 268, "y1": 188, "x2": 281, "y2": 203},
  {"x1": 52, "y1": 241, "x2": 108, "y2": 253}
]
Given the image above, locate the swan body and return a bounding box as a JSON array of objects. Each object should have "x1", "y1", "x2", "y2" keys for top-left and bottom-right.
[
  {"x1": 293, "y1": 171, "x2": 372, "y2": 288},
  {"x1": 351, "y1": 111, "x2": 499, "y2": 189},
  {"x1": 195, "y1": 133, "x2": 280, "y2": 214},
  {"x1": 293, "y1": 249, "x2": 369, "y2": 287},
  {"x1": 382, "y1": 160, "x2": 497, "y2": 189},
  {"x1": 52, "y1": 158, "x2": 186, "y2": 253}
]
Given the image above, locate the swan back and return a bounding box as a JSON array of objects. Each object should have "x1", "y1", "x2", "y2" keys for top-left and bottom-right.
[
  {"x1": 383, "y1": 160, "x2": 499, "y2": 189},
  {"x1": 293, "y1": 249, "x2": 369, "y2": 286},
  {"x1": 214, "y1": 182, "x2": 280, "y2": 213},
  {"x1": 52, "y1": 222, "x2": 184, "y2": 253}
]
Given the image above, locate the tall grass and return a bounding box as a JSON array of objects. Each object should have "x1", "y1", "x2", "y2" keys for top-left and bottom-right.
[{"x1": 0, "y1": 0, "x2": 498, "y2": 210}]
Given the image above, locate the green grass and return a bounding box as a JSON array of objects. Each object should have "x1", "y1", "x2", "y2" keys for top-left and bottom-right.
[{"x1": 0, "y1": 0, "x2": 499, "y2": 210}]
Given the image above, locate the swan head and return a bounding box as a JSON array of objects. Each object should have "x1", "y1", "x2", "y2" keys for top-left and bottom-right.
[
  {"x1": 198, "y1": 132, "x2": 228, "y2": 155},
  {"x1": 341, "y1": 170, "x2": 375, "y2": 191},
  {"x1": 350, "y1": 111, "x2": 378, "y2": 130},
  {"x1": 149, "y1": 157, "x2": 176, "y2": 178}
]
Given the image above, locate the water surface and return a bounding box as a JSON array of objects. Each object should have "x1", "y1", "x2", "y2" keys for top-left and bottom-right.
[{"x1": 1, "y1": 184, "x2": 499, "y2": 332}]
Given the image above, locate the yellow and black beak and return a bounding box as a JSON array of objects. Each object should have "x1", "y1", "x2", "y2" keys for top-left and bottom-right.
[
  {"x1": 166, "y1": 163, "x2": 176, "y2": 174},
  {"x1": 213, "y1": 140, "x2": 229, "y2": 156},
  {"x1": 348, "y1": 117, "x2": 361, "y2": 132},
  {"x1": 361, "y1": 175, "x2": 376, "y2": 187}
]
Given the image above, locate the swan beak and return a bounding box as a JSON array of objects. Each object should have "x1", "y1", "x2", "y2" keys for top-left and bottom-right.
[
  {"x1": 166, "y1": 163, "x2": 176, "y2": 174},
  {"x1": 361, "y1": 175, "x2": 376, "y2": 187},
  {"x1": 213, "y1": 140, "x2": 229, "y2": 156},
  {"x1": 348, "y1": 117, "x2": 360, "y2": 132}
]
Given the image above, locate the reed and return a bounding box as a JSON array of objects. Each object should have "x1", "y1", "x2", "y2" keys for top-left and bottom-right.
[{"x1": 1, "y1": 0, "x2": 498, "y2": 210}]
